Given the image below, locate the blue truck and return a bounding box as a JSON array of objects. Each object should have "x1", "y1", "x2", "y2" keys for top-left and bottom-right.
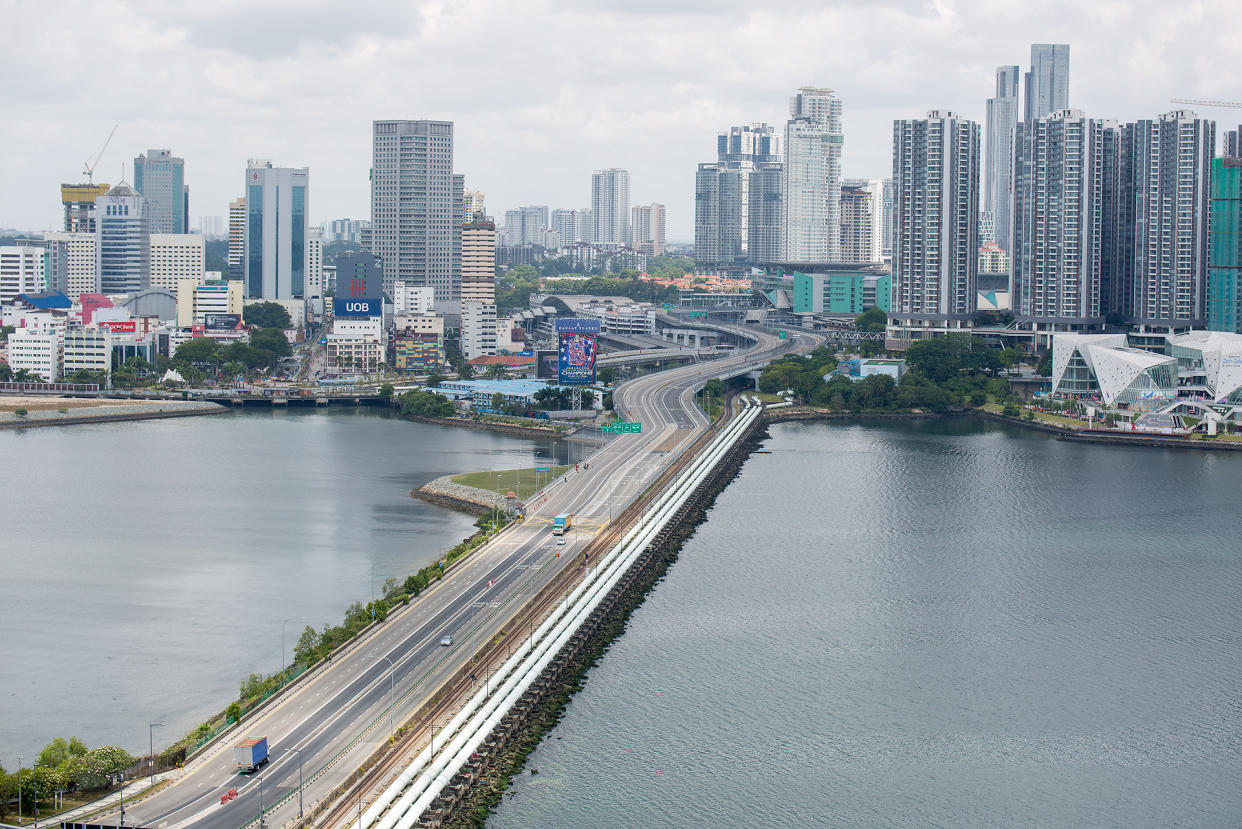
[
  {"x1": 234, "y1": 736, "x2": 268, "y2": 773},
  {"x1": 552, "y1": 513, "x2": 573, "y2": 536}
]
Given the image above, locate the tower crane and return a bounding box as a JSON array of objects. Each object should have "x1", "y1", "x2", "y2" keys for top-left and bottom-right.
[
  {"x1": 83, "y1": 124, "x2": 118, "y2": 185},
  {"x1": 1170, "y1": 98, "x2": 1242, "y2": 109}
]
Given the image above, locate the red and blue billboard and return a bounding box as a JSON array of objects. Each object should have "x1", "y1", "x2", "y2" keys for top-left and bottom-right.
[{"x1": 555, "y1": 318, "x2": 600, "y2": 386}]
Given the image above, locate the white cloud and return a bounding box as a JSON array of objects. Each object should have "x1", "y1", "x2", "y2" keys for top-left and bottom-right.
[{"x1": 1, "y1": 0, "x2": 1238, "y2": 239}]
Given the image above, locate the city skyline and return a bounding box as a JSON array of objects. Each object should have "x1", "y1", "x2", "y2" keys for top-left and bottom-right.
[{"x1": 2, "y1": 2, "x2": 1240, "y2": 240}]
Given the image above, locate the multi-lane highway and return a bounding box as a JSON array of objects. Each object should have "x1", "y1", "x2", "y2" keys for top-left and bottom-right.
[{"x1": 115, "y1": 325, "x2": 814, "y2": 829}]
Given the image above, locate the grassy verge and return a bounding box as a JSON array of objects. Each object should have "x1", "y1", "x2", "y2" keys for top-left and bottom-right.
[{"x1": 451, "y1": 466, "x2": 571, "y2": 500}]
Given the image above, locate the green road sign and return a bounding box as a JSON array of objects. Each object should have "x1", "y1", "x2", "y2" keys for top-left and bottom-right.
[
  {"x1": 662, "y1": 303, "x2": 675, "y2": 309},
  {"x1": 603, "y1": 421, "x2": 642, "y2": 433},
  {"x1": 536, "y1": 467, "x2": 550, "y2": 473},
  {"x1": 688, "y1": 311, "x2": 707, "y2": 318},
  {"x1": 778, "y1": 330, "x2": 787, "y2": 339}
]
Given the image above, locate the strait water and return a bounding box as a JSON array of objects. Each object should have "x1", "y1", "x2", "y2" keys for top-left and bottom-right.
[
  {"x1": 490, "y1": 417, "x2": 1242, "y2": 828},
  {"x1": 0, "y1": 407, "x2": 585, "y2": 761}
]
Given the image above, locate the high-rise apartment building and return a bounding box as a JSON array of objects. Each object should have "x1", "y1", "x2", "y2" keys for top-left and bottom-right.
[
  {"x1": 61, "y1": 184, "x2": 110, "y2": 234},
  {"x1": 503, "y1": 206, "x2": 548, "y2": 247},
  {"x1": 199, "y1": 215, "x2": 225, "y2": 239},
  {"x1": 371, "y1": 120, "x2": 462, "y2": 303},
  {"x1": 695, "y1": 123, "x2": 784, "y2": 266},
  {"x1": 95, "y1": 182, "x2": 150, "y2": 295},
  {"x1": 591, "y1": 169, "x2": 630, "y2": 246},
  {"x1": 244, "y1": 160, "x2": 309, "y2": 300},
  {"x1": 718, "y1": 123, "x2": 781, "y2": 164},
  {"x1": 1012, "y1": 109, "x2": 1119, "y2": 335},
  {"x1": 134, "y1": 149, "x2": 188, "y2": 234},
  {"x1": 841, "y1": 178, "x2": 886, "y2": 263},
  {"x1": 782, "y1": 87, "x2": 844, "y2": 262},
  {"x1": 43, "y1": 232, "x2": 98, "y2": 301},
  {"x1": 148, "y1": 234, "x2": 205, "y2": 293},
  {"x1": 306, "y1": 227, "x2": 324, "y2": 299},
  {"x1": 1224, "y1": 128, "x2": 1241, "y2": 158},
  {"x1": 1208, "y1": 156, "x2": 1242, "y2": 333},
  {"x1": 0, "y1": 244, "x2": 46, "y2": 304},
  {"x1": 631, "y1": 203, "x2": 666, "y2": 257},
  {"x1": 748, "y1": 163, "x2": 784, "y2": 263},
  {"x1": 985, "y1": 65, "x2": 1021, "y2": 252},
  {"x1": 889, "y1": 111, "x2": 980, "y2": 344},
  {"x1": 551, "y1": 209, "x2": 591, "y2": 246},
  {"x1": 464, "y1": 191, "x2": 486, "y2": 222},
  {"x1": 1115, "y1": 111, "x2": 1214, "y2": 330},
  {"x1": 228, "y1": 197, "x2": 246, "y2": 279},
  {"x1": 695, "y1": 164, "x2": 745, "y2": 264},
  {"x1": 462, "y1": 217, "x2": 497, "y2": 305},
  {"x1": 1024, "y1": 44, "x2": 1070, "y2": 122}
]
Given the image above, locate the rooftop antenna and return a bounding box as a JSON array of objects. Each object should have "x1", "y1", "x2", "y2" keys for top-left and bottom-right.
[{"x1": 83, "y1": 123, "x2": 118, "y2": 185}]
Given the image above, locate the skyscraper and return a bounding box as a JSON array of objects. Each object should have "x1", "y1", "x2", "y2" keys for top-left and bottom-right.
[
  {"x1": 60, "y1": 184, "x2": 110, "y2": 234},
  {"x1": 695, "y1": 164, "x2": 745, "y2": 264},
  {"x1": 748, "y1": 163, "x2": 784, "y2": 263},
  {"x1": 694, "y1": 123, "x2": 783, "y2": 266},
  {"x1": 464, "y1": 191, "x2": 486, "y2": 222},
  {"x1": 889, "y1": 111, "x2": 980, "y2": 344},
  {"x1": 371, "y1": 120, "x2": 462, "y2": 303},
  {"x1": 985, "y1": 65, "x2": 1020, "y2": 252},
  {"x1": 631, "y1": 203, "x2": 666, "y2": 257},
  {"x1": 1224, "y1": 127, "x2": 1242, "y2": 158},
  {"x1": 1208, "y1": 156, "x2": 1242, "y2": 333},
  {"x1": 841, "y1": 178, "x2": 886, "y2": 263},
  {"x1": 1012, "y1": 109, "x2": 1118, "y2": 335},
  {"x1": 94, "y1": 182, "x2": 150, "y2": 295},
  {"x1": 782, "y1": 87, "x2": 844, "y2": 262},
  {"x1": 503, "y1": 206, "x2": 548, "y2": 246},
  {"x1": 227, "y1": 197, "x2": 245, "y2": 281},
  {"x1": 551, "y1": 209, "x2": 592, "y2": 245},
  {"x1": 133, "y1": 149, "x2": 188, "y2": 234},
  {"x1": 461, "y1": 217, "x2": 497, "y2": 304},
  {"x1": 591, "y1": 169, "x2": 630, "y2": 246},
  {"x1": 1116, "y1": 110, "x2": 1214, "y2": 330},
  {"x1": 244, "y1": 160, "x2": 309, "y2": 300},
  {"x1": 1024, "y1": 44, "x2": 1070, "y2": 122}
]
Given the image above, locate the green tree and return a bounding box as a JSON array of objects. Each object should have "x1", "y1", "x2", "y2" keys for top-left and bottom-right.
[
  {"x1": 251, "y1": 327, "x2": 292, "y2": 358},
  {"x1": 490, "y1": 391, "x2": 505, "y2": 409},
  {"x1": 854, "y1": 306, "x2": 888, "y2": 332},
  {"x1": 378, "y1": 382, "x2": 395, "y2": 402},
  {"x1": 597, "y1": 366, "x2": 618, "y2": 386},
  {"x1": 65, "y1": 746, "x2": 133, "y2": 790},
  {"x1": 426, "y1": 373, "x2": 446, "y2": 387},
  {"x1": 244, "y1": 301, "x2": 293, "y2": 329},
  {"x1": 38, "y1": 736, "x2": 88, "y2": 768},
  {"x1": 294, "y1": 624, "x2": 320, "y2": 665},
  {"x1": 1035, "y1": 350, "x2": 1052, "y2": 376},
  {"x1": 175, "y1": 336, "x2": 221, "y2": 367}
]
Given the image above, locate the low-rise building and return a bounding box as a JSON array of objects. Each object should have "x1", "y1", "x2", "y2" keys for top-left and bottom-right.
[
  {"x1": 62, "y1": 324, "x2": 113, "y2": 377},
  {"x1": 461, "y1": 301, "x2": 498, "y2": 359},
  {"x1": 177, "y1": 279, "x2": 244, "y2": 328},
  {"x1": 435, "y1": 378, "x2": 549, "y2": 410},
  {"x1": 1051, "y1": 333, "x2": 1178, "y2": 409},
  {"x1": 576, "y1": 300, "x2": 656, "y2": 337},
  {"x1": 6, "y1": 327, "x2": 61, "y2": 380},
  {"x1": 792, "y1": 270, "x2": 891, "y2": 315}
]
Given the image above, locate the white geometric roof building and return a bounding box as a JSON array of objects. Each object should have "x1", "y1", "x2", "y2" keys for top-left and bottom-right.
[
  {"x1": 1051, "y1": 333, "x2": 1178, "y2": 408},
  {"x1": 1166, "y1": 331, "x2": 1242, "y2": 403}
]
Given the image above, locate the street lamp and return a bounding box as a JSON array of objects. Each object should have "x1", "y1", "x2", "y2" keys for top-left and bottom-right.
[
  {"x1": 118, "y1": 778, "x2": 125, "y2": 829},
  {"x1": 286, "y1": 747, "x2": 304, "y2": 818},
  {"x1": 370, "y1": 656, "x2": 396, "y2": 740},
  {"x1": 32, "y1": 763, "x2": 43, "y2": 829},
  {"x1": 17, "y1": 755, "x2": 22, "y2": 826},
  {"x1": 256, "y1": 774, "x2": 265, "y2": 829},
  {"x1": 148, "y1": 722, "x2": 164, "y2": 789}
]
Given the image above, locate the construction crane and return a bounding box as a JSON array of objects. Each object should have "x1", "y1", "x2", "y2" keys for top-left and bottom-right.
[
  {"x1": 82, "y1": 124, "x2": 118, "y2": 185},
  {"x1": 1170, "y1": 98, "x2": 1242, "y2": 109}
]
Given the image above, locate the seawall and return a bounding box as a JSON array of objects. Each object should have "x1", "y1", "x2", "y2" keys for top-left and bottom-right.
[
  {"x1": 419, "y1": 411, "x2": 767, "y2": 828},
  {"x1": 0, "y1": 400, "x2": 228, "y2": 430},
  {"x1": 400, "y1": 413, "x2": 570, "y2": 440}
]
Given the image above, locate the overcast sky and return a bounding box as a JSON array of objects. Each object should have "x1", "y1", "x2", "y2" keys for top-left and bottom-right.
[{"x1": 2, "y1": 0, "x2": 1239, "y2": 241}]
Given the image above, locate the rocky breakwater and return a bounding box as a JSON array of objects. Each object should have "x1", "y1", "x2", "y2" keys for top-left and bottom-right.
[{"x1": 413, "y1": 475, "x2": 511, "y2": 516}]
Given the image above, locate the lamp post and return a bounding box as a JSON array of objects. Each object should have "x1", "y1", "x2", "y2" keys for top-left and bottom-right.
[
  {"x1": 118, "y1": 779, "x2": 125, "y2": 829},
  {"x1": 17, "y1": 755, "x2": 22, "y2": 826},
  {"x1": 287, "y1": 747, "x2": 304, "y2": 818},
  {"x1": 148, "y1": 721, "x2": 164, "y2": 789},
  {"x1": 257, "y1": 774, "x2": 265, "y2": 829},
  {"x1": 32, "y1": 763, "x2": 42, "y2": 829},
  {"x1": 370, "y1": 656, "x2": 395, "y2": 740}
]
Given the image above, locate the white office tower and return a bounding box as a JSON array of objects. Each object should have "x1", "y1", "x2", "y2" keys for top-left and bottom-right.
[
  {"x1": 889, "y1": 111, "x2": 980, "y2": 344},
  {"x1": 243, "y1": 161, "x2": 309, "y2": 300},
  {"x1": 552, "y1": 209, "x2": 592, "y2": 245},
  {"x1": 464, "y1": 191, "x2": 486, "y2": 221},
  {"x1": 394, "y1": 283, "x2": 435, "y2": 315},
  {"x1": 148, "y1": 234, "x2": 205, "y2": 293},
  {"x1": 7, "y1": 327, "x2": 60, "y2": 381},
  {"x1": 985, "y1": 65, "x2": 1020, "y2": 252},
  {"x1": 305, "y1": 227, "x2": 323, "y2": 300},
  {"x1": 1024, "y1": 44, "x2": 1070, "y2": 122},
  {"x1": 461, "y1": 301, "x2": 497, "y2": 359},
  {"x1": 0, "y1": 244, "x2": 46, "y2": 304},
  {"x1": 45, "y1": 233, "x2": 98, "y2": 300},
  {"x1": 228, "y1": 197, "x2": 245, "y2": 275},
  {"x1": 782, "y1": 87, "x2": 844, "y2": 262},
  {"x1": 94, "y1": 182, "x2": 150, "y2": 295},
  {"x1": 840, "y1": 179, "x2": 886, "y2": 263},
  {"x1": 631, "y1": 203, "x2": 666, "y2": 256},
  {"x1": 461, "y1": 217, "x2": 497, "y2": 304},
  {"x1": 1013, "y1": 110, "x2": 1119, "y2": 335},
  {"x1": 371, "y1": 120, "x2": 463, "y2": 303},
  {"x1": 1117, "y1": 111, "x2": 1214, "y2": 330},
  {"x1": 591, "y1": 169, "x2": 630, "y2": 246}
]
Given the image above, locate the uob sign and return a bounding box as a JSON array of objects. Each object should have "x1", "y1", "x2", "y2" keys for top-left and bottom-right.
[{"x1": 334, "y1": 297, "x2": 380, "y2": 318}]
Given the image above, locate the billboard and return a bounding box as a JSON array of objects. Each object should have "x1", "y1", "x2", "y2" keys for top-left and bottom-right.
[
  {"x1": 203, "y1": 313, "x2": 241, "y2": 330},
  {"x1": 333, "y1": 297, "x2": 382, "y2": 318},
  {"x1": 554, "y1": 318, "x2": 601, "y2": 335},
  {"x1": 100, "y1": 320, "x2": 136, "y2": 333},
  {"x1": 558, "y1": 331, "x2": 597, "y2": 385},
  {"x1": 535, "y1": 349, "x2": 559, "y2": 380}
]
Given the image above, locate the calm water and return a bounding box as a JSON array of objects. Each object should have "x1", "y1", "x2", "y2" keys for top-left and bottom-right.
[
  {"x1": 490, "y1": 417, "x2": 1242, "y2": 828},
  {"x1": 0, "y1": 407, "x2": 583, "y2": 761}
]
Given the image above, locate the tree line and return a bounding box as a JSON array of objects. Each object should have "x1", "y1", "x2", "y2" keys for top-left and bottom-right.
[{"x1": 0, "y1": 739, "x2": 134, "y2": 820}]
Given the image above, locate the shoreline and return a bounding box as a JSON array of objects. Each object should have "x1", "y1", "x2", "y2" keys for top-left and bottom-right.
[
  {"x1": 0, "y1": 400, "x2": 229, "y2": 430},
  {"x1": 399, "y1": 412, "x2": 573, "y2": 440}
]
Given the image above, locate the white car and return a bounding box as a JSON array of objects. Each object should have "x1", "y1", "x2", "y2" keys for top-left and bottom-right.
[{"x1": 440, "y1": 634, "x2": 453, "y2": 647}]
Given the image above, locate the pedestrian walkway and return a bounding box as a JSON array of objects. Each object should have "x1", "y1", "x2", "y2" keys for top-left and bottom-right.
[{"x1": 25, "y1": 770, "x2": 179, "y2": 827}]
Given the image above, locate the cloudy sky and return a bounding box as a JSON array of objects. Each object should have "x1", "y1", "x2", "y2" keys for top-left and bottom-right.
[{"x1": 2, "y1": 0, "x2": 1239, "y2": 240}]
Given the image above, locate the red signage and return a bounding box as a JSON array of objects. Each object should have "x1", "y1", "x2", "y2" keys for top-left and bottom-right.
[{"x1": 101, "y1": 321, "x2": 137, "y2": 333}]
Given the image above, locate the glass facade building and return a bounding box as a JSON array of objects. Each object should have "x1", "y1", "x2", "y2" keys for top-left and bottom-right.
[
  {"x1": 243, "y1": 161, "x2": 309, "y2": 300},
  {"x1": 1208, "y1": 157, "x2": 1242, "y2": 334}
]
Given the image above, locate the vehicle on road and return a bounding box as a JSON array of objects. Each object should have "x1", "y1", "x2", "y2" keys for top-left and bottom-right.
[
  {"x1": 552, "y1": 512, "x2": 573, "y2": 536},
  {"x1": 556, "y1": 536, "x2": 566, "y2": 546},
  {"x1": 440, "y1": 634, "x2": 453, "y2": 646},
  {"x1": 234, "y1": 736, "x2": 268, "y2": 773}
]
